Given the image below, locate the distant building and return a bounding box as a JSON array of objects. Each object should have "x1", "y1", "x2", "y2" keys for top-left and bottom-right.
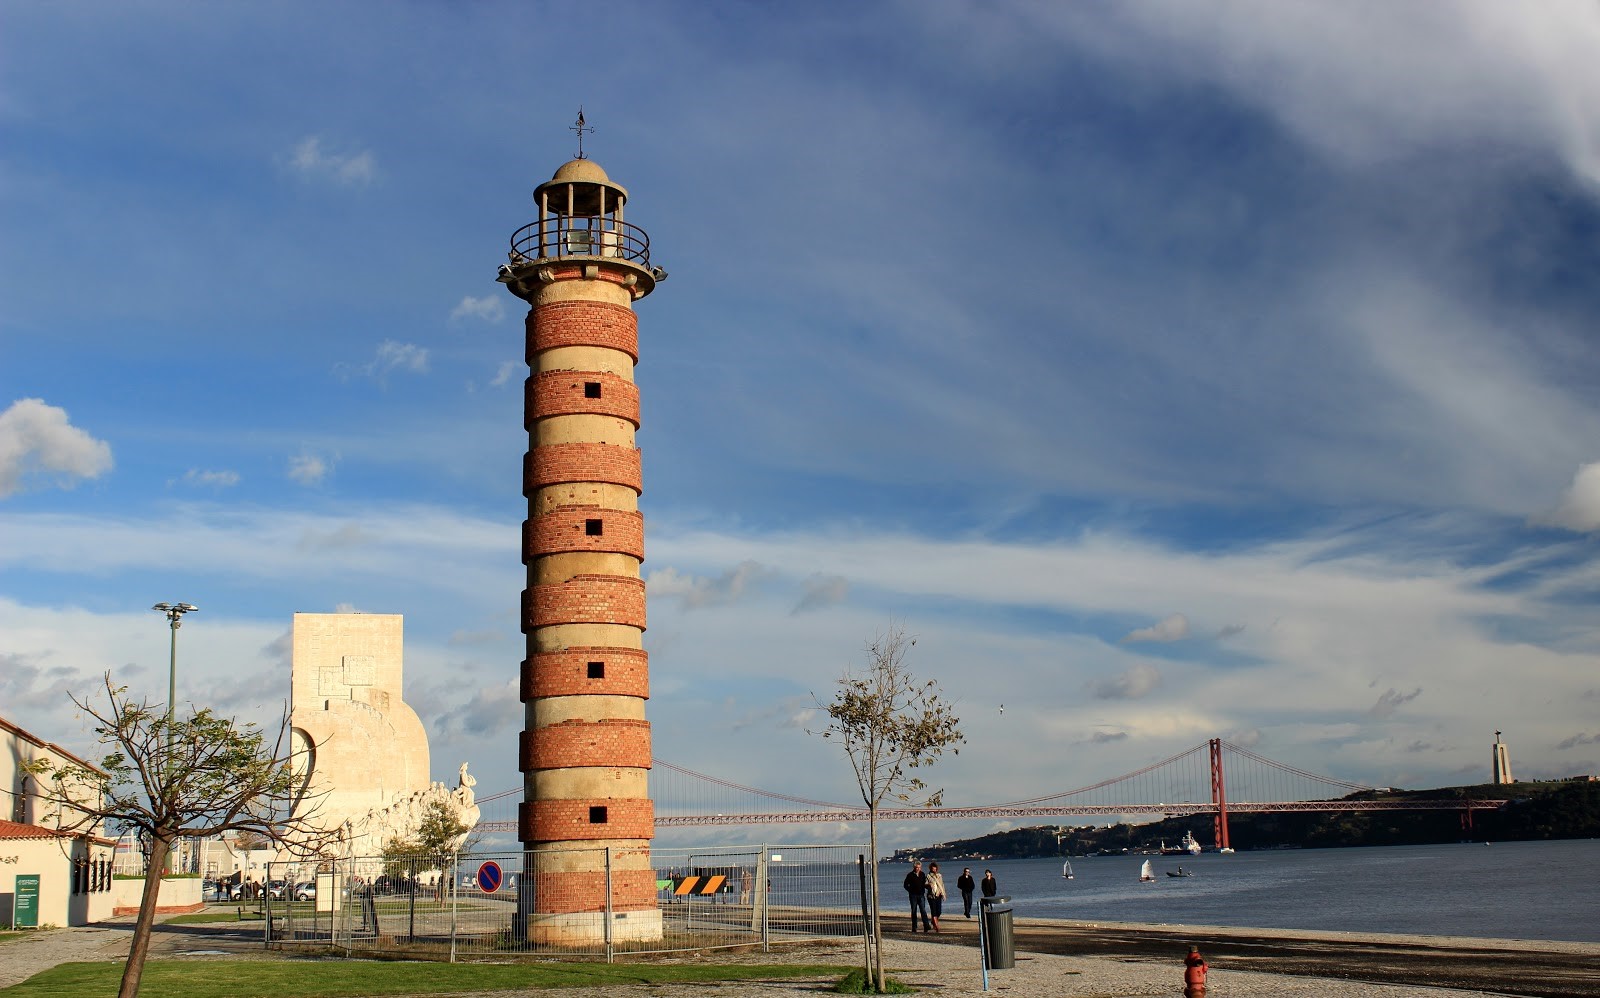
[
  {"x1": 1492, "y1": 730, "x2": 1514, "y2": 785},
  {"x1": 0, "y1": 715, "x2": 116, "y2": 926},
  {"x1": 286, "y1": 612, "x2": 478, "y2": 859}
]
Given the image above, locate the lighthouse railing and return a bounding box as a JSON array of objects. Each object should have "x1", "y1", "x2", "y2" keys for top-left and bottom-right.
[{"x1": 511, "y1": 216, "x2": 651, "y2": 267}]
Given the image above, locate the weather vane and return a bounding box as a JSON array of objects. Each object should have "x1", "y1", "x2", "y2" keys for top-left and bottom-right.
[{"x1": 571, "y1": 107, "x2": 593, "y2": 160}]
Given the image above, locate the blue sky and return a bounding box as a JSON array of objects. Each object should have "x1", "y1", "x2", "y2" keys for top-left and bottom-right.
[{"x1": 5, "y1": 1, "x2": 1600, "y2": 850}]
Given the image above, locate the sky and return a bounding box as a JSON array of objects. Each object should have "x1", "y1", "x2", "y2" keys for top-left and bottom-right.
[{"x1": 5, "y1": 1, "x2": 1600, "y2": 852}]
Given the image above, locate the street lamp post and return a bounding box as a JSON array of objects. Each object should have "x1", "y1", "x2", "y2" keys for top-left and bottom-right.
[{"x1": 151, "y1": 601, "x2": 197, "y2": 873}]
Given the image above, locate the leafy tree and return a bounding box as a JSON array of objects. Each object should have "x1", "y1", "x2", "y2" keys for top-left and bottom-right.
[
  {"x1": 813, "y1": 627, "x2": 963, "y2": 992},
  {"x1": 24, "y1": 675, "x2": 334, "y2": 998},
  {"x1": 379, "y1": 800, "x2": 469, "y2": 892}
]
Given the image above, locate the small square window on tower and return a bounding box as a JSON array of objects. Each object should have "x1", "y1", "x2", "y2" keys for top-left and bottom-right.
[
  {"x1": 584, "y1": 381, "x2": 602, "y2": 399},
  {"x1": 587, "y1": 661, "x2": 605, "y2": 679},
  {"x1": 589, "y1": 805, "x2": 609, "y2": 824},
  {"x1": 585, "y1": 518, "x2": 603, "y2": 536}
]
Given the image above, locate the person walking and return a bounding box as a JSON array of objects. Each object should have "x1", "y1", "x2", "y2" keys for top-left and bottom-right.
[
  {"x1": 902, "y1": 861, "x2": 931, "y2": 932},
  {"x1": 956, "y1": 867, "x2": 976, "y2": 917},
  {"x1": 980, "y1": 869, "x2": 998, "y2": 900},
  {"x1": 925, "y1": 862, "x2": 947, "y2": 932}
]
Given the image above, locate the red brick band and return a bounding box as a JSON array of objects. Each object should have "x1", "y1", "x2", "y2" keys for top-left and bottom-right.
[
  {"x1": 519, "y1": 719, "x2": 651, "y2": 772},
  {"x1": 527, "y1": 371, "x2": 640, "y2": 427},
  {"x1": 523, "y1": 576, "x2": 646, "y2": 630},
  {"x1": 525, "y1": 444, "x2": 642, "y2": 494},
  {"x1": 528, "y1": 300, "x2": 639, "y2": 363},
  {"x1": 523, "y1": 648, "x2": 649, "y2": 700},
  {"x1": 520, "y1": 798, "x2": 654, "y2": 842},
  {"x1": 523, "y1": 869, "x2": 658, "y2": 914},
  {"x1": 525, "y1": 507, "x2": 644, "y2": 561}
]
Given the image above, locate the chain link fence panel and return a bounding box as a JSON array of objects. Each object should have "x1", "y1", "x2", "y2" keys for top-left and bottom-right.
[{"x1": 267, "y1": 842, "x2": 868, "y2": 962}]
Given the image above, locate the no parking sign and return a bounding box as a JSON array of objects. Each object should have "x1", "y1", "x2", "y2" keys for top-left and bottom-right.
[{"x1": 476, "y1": 860, "x2": 503, "y2": 894}]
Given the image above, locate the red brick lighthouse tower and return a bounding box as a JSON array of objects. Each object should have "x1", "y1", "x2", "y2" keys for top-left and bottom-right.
[{"x1": 497, "y1": 127, "x2": 663, "y2": 944}]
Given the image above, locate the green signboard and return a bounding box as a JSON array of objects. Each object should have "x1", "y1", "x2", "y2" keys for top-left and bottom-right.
[{"x1": 14, "y1": 874, "x2": 40, "y2": 928}]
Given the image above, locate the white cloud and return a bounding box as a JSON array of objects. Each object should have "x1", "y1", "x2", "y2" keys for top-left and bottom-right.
[
  {"x1": 1533, "y1": 461, "x2": 1600, "y2": 532},
  {"x1": 647, "y1": 561, "x2": 776, "y2": 609},
  {"x1": 450, "y1": 296, "x2": 506, "y2": 323},
  {"x1": 1370, "y1": 687, "x2": 1423, "y2": 719},
  {"x1": 792, "y1": 574, "x2": 849, "y2": 614},
  {"x1": 1089, "y1": 662, "x2": 1163, "y2": 700},
  {"x1": 287, "y1": 136, "x2": 375, "y2": 185},
  {"x1": 288, "y1": 451, "x2": 330, "y2": 486},
  {"x1": 1016, "y1": 1, "x2": 1600, "y2": 184},
  {"x1": 181, "y1": 468, "x2": 240, "y2": 489},
  {"x1": 1123, "y1": 613, "x2": 1190, "y2": 643},
  {"x1": 331, "y1": 340, "x2": 429, "y2": 385},
  {"x1": 489, "y1": 361, "x2": 518, "y2": 388},
  {"x1": 0, "y1": 398, "x2": 113, "y2": 498}
]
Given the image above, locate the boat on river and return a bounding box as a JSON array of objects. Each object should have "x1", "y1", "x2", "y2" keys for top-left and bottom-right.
[
  {"x1": 1167, "y1": 867, "x2": 1194, "y2": 878},
  {"x1": 1062, "y1": 860, "x2": 1073, "y2": 879},
  {"x1": 1139, "y1": 859, "x2": 1155, "y2": 882},
  {"x1": 1162, "y1": 830, "x2": 1203, "y2": 856}
]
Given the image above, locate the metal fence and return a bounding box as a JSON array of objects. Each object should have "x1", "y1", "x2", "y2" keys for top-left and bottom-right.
[{"x1": 266, "y1": 842, "x2": 869, "y2": 961}]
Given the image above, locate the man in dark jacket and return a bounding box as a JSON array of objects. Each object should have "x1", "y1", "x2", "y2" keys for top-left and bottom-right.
[
  {"x1": 980, "y1": 869, "x2": 998, "y2": 899},
  {"x1": 902, "y1": 861, "x2": 931, "y2": 932},
  {"x1": 956, "y1": 867, "x2": 977, "y2": 917}
]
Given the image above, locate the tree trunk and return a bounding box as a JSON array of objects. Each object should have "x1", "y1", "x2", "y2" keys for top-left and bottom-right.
[
  {"x1": 869, "y1": 810, "x2": 885, "y2": 993},
  {"x1": 119, "y1": 834, "x2": 171, "y2": 998}
]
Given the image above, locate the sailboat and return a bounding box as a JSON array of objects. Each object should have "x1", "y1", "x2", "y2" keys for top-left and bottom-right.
[
  {"x1": 1062, "y1": 860, "x2": 1074, "y2": 880},
  {"x1": 1138, "y1": 859, "x2": 1155, "y2": 882}
]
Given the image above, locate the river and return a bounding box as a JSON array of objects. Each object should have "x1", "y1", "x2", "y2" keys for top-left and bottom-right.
[{"x1": 880, "y1": 839, "x2": 1600, "y2": 942}]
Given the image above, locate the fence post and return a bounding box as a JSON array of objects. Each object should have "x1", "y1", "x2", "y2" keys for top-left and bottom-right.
[
  {"x1": 757, "y1": 847, "x2": 769, "y2": 951},
  {"x1": 604, "y1": 847, "x2": 614, "y2": 963},
  {"x1": 449, "y1": 852, "x2": 460, "y2": 963}
]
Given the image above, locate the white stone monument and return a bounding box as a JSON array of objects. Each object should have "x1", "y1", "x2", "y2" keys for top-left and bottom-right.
[{"x1": 287, "y1": 612, "x2": 477, "y2": 858}]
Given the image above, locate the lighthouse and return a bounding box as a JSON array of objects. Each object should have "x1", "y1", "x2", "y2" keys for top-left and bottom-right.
[{"x1": 497, "y1": 130, "x2": 663, "y2": 944}]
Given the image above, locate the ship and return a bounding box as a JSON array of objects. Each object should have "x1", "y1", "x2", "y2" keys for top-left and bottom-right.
[{"x1": 1160, "y1": 830, "x2": 1203, "y2": 856}]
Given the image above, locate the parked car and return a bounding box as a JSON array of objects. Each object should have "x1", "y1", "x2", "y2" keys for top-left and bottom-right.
[
  {"x1": 294, "y1": 881, "x2": 316, "y2": 901},
  {"x1": 266, "y1": 880, "x2": 288, "y2": 899}
]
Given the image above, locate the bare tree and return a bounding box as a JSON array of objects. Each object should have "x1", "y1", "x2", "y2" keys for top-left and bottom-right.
[
  {"x1": 813, "y1": 627, "x2": 963, "y2": 992},
  {"x1": 25, "y1": 675, "x2": 336, "y2": 998}
]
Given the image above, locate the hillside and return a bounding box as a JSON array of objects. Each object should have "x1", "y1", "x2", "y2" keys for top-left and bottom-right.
[{"x1": 892, "y1": 778, "x2": 1600, "y2": 860}]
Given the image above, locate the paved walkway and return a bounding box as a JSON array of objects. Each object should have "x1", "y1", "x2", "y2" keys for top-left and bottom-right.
[{"x1": 1, "y1": 912, "x2": 1581, "y2": 997}]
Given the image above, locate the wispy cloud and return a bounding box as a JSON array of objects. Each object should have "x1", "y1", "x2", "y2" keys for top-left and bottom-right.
[
  {"x1": 1557, "y1": 732, "x2": 1599, "y2": 749},
  {"x1": 450, "y1": 296, "x2": 505, "y2": 323},
  {"x1": 792, "y1": 574, "x2": 848, "y2": 614},
  {"x1": 288, "y1": 451, "x2": 331, "y2": 486},
  {"x1": 489, "y1": 361, "x2": 518, "y2": 388},
  {"x1": 1089, "y1": 662, "x2": 1162, "y2": 700},
  {"x1": 648, "y1": 561, "x2": 776, "y2": 609},
  {"x1": 287, "y1": 136, "x2": 375, "y2": 185},
  {"x1": 181, "y1": 468, "x2": 240, "y2": 489},
  {"x1": 1123, "y1": 613, "x2": 1190, "y2": 643},
  {"x1": 1532, "y1": 461, "x2": 1600, "y2": 532},
  {"x1": 1370, "y1": 687, "x2": 1423, "y2": 719},
  {"x1": 334, "y1": 340, "x2": 430, "y2": 384},
  {"x1": 0, "y1": 399, "x2": 113, "y2": 498}
]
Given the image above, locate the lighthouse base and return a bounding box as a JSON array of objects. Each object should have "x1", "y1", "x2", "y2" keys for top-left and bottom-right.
[{"x1": 522, "y1": 907, "x2": 663, "y2": 947}]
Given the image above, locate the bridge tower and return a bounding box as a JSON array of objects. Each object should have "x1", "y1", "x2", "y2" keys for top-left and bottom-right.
[
  {"x1": 1208, "y1": 738, "x2": 1231, "y2": 852},
  {"x1": 497, "y1": 137, "x2": 663, "y2": 945}
]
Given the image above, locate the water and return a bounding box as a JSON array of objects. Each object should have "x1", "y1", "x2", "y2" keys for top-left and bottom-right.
[{"x1": 881, "y1": 839, "x2": 1600, "y2": 942}]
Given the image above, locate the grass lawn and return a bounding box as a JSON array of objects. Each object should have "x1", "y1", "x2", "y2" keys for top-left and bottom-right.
[
  {"x1": 0, "y1": 932, "x2": 23, "y2": 944},
  {"x1": 161, "y1": 912, "x2": 253, "y2": 925},
  {"x1": 0, "y1": 959, "x2": 844, "y2": 997}
]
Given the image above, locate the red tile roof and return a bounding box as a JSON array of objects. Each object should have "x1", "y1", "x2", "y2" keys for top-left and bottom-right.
[{"x1": 0, "y1": 818, "x2": 78, "y2": 840}]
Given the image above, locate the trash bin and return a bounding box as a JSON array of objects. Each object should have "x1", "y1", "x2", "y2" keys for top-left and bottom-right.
[{"x1": 981, "y1": 895, "x2": 1014, "y2": 970}]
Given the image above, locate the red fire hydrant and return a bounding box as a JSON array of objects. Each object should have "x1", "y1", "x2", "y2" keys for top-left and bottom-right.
[{"x1": 1183, "y1": 945, "x2": 1208, "y2": 998}]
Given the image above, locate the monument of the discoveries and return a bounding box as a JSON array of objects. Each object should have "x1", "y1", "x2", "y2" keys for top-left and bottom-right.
[
  {"x1": 288, "y1": 612, "x2": 478, "y2": 857},
  {"x1": 496, "y1": 123, "x2": 662, "y2": 944}
]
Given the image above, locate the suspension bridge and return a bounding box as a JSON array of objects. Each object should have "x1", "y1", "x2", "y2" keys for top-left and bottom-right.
[{"x1": 475, "y1": 738, "x2": 1511, "y2": 849}]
